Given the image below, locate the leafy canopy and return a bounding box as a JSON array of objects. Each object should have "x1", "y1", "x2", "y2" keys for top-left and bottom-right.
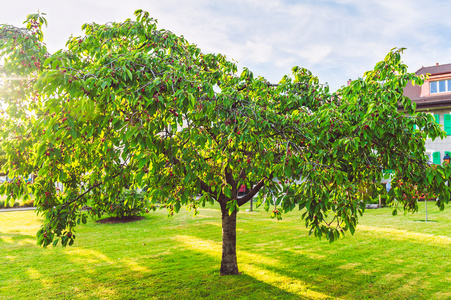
[{"x1": 0, "y1": 10, "x2": 450, "y2": 247}]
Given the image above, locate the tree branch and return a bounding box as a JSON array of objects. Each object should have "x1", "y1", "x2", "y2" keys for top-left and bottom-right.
[{"x1": 237, "y1": 178, "x2": 266, "y2": 206}]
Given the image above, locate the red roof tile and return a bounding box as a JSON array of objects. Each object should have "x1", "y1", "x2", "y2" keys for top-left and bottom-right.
[
  {"x1": 415, "y1": 63, "x2": 451, "y2": 76},
  {"x1": 401, "y1": 64, "x2": 451, "y2": 109},
  {"x1": 403, "y1": 83, "x2": 421, "y2": 100}
]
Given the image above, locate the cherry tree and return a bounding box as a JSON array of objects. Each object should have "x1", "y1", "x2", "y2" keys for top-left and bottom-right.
[{"x1": 1, "y1": 11, "x2": 449, "y2": 275}]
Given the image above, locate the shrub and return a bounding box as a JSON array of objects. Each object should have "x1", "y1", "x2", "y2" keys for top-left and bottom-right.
[
  {"x1": 0, "y1": 200, "x2": 4, "y2": 208},
  {"x1": 90, "y1": 189, "x2": 151, "y2": 219},
  {"x1": 22, "y1": 199, "x2": 35, "y2": 207},
  {"x1": 369, "y1": 195, "x2": 387, "y2": 206}
]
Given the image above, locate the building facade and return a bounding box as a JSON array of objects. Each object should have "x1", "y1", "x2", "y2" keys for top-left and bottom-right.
[{"x1": 403, "y1": 63, "x2": 451, "y2": 164}]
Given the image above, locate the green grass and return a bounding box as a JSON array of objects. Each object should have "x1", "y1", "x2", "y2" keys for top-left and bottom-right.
[{"x1": 1, "y1": 202, "x2": 451, "y2": 300}]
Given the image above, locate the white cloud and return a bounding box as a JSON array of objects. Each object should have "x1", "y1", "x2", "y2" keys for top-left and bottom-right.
[{"x1": 2, "y1": 0, "x2": 451, "y2": 91}]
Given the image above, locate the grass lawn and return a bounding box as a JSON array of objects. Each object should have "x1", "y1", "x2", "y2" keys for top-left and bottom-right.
[{"x1": 1, "y1": 202, "x2": 451, "y2": 300}]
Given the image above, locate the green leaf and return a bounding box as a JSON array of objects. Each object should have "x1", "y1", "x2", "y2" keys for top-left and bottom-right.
[
  {"x1": 126, "y1": 69, "x2": 133, "y2": 81},
  {"x1": 138, "y1": 158, "x2": 147, "y2": 169},
  {"x1": 223, "y1": 184, "x2": 232, "y2": 198}
]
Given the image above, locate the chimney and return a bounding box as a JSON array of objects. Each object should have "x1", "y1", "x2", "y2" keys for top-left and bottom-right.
[
  {"x1": 347, "y1": 79, "x2": 352, "y2": 86},
  {"x1": 436, "y1": 63, "x2": 439, "y2": 66}
]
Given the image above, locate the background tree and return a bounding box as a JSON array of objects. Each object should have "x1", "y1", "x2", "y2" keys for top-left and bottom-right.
[
  {"x1": 0, "y1": 13, "x2": 45, "y2": 183},
  {"x1": 1, "y1": 11, "x2": 450, "y2": 275},
  {"x1": 0, "y1": 148, "x2": 7, "y2": 176}
]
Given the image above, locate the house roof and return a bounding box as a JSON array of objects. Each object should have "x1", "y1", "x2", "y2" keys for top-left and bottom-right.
[
  {"x1": 403, "y1": 83, "x2": 421, "y2": 100},
  {"x1": 407, "y1": 92, "x2": 451, "y2": 109},
  {"x1": 415, "y1": 63, "x2": 451, "y2": 76},
  {"x1": 401, "y1": 63, "x2": 451, "y2": 110}
]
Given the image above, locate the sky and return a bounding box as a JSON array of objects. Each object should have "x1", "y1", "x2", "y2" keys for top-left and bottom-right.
[{"x1": 2, "y1": 0, "x2": 451, "y2": 91}]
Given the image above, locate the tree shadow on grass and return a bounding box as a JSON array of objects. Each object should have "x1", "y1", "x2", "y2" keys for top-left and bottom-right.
[
  {"x1": 245, "y1": 232, "x2": 451, "y2": 299},
  {"x1": 2, "y1": 244, "x2": 306, "y2": 299},
  {"x1": 175, "y1": 230, "x2": 451, "y2": 299},
  {"x1": 174, "y1": 234, "x2": 336, "y2": 299},
  {"x1": 0, "y1": 216, "x2": 308, "y2": 300},
  {"x1": 172, "y1": 207, "x2": 451, "y2": 300},
  {"x1": 0, "y1": 231, "x2": 36, "y2": 245}
]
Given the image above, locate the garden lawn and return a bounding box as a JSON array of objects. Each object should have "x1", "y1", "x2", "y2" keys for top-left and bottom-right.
[{"x1": 1, "y1": 202, "x2": 451, "y2": 300}]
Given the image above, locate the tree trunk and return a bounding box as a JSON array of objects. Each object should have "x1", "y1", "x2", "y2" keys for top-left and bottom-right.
[{"x1": 220, "y1": 202, "x2": 239, "y2": 275}]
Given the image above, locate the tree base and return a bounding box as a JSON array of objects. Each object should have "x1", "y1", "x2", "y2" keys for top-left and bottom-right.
[
  {"x1": 220, "y1": 270, "x2": 241, "y2": 276},
  {"x1": 220, "y1": 262, "x2": 240, "y2": 276}
]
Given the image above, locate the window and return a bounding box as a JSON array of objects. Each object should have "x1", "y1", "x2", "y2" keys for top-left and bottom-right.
[
  {"x1": 435, "y1": 114, "x2": 440, "y2": 124},
  {"x1": 439, "y1": 81, "x2": 446, "y2": 92},
  {"x1": 431, "y1": 81, "x2": 437, "y2": 93},
  {"x1": 430, "y1": 80, "x2": 451, "y2": 94}
]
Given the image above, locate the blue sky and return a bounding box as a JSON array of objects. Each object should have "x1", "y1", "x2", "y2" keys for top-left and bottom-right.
[{"x1": 2, "y1": 0, "x2": 451, "y2": 91}]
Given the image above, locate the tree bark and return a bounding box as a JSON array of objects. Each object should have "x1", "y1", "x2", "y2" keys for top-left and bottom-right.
[{"x1": 220, "y1": 201, "x2": 239, "y2": 275}]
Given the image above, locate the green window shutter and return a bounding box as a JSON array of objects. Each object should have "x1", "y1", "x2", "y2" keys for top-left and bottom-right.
[
  {"x1": 409, "y1": 116, "x2": 416, "y2": 132},
  {"x1": 433, "y1": 151, "x2": 441, "y2": 164},
  {"x1": 435, "y1": 114, "x2": 440, "y2": 124},
  {"x1": 444, "y1": 114, "x2": 451, "y2": 135}
]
